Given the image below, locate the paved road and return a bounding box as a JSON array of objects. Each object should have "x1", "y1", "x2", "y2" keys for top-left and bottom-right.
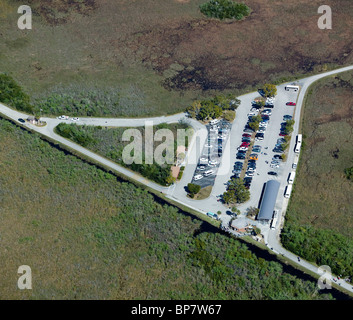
[{"x1": 1, "y1": 64, "x2": 353, "y2": 294}]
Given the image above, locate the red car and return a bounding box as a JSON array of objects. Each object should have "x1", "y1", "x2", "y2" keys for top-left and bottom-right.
[
  {"x1": 286, "y1": 102, "x2": 296, "y2": 106},
  {"x1": 242, "y1": 133, "x2": 251, "y2": 138},
  {"x1": 240, "y1": 142, "x2": 250, "y2": 147}
]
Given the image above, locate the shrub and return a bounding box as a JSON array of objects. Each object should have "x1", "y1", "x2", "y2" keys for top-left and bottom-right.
[
  {"x1": 0, "y1": 73, "x2": 33, "y2": 113},
  {"x1": 200, "y1": 0, "x2": 251, "y2": 21},
  {"x1": 187, "y1": 183, "x2": 201, "y2": 197}
]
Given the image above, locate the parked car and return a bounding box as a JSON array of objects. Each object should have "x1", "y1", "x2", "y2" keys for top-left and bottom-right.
[
  {"x1": 252, "y1": 145, "x2": 262, "y2": 153},
  {"x1": 283, "y1": 115, "x2": 293, "y2": 121},
  {"x1": 272, "y1": 155, "x2": 282, "y2": 160},
  {"x1": 194, "y1": 174, "x2": 203, "y2": 180},
  {"x1": 209, "y1": 159, "x2": 218, "y2": 166},
  {"x1": 249, "y1": 154, "x2": 258, "y2": 161},
  {"x1": 238, "y1": 146, "x2": 249, "y2": 151},
  {"x1": 242, "y1": 137, "x2": 251, "y2": 143},
  {"x1": 242, "y1": 133, "x2": 251, "y2": 138},
  {"x1": 286, "y1": 102, "x2": 296, "y2": 106},
  {"x1": 236, "y1": 153, "x2": 246, "y2": 159},
  {"x1": 18, "y1": 118, "x2": 25, "y2": 123},
  {"x1": 268, "y1": 171, "x2": 278, "y2": 176}
]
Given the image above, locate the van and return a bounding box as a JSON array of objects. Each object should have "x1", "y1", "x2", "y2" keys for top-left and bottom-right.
[
  {"x1": 284, "y1": 185, "x2": 292, "y2": 198},
  {"x1": 288, "y1": 172, "x2": 296, "y2": 184},
  {"x1": 203, "y1": 169, "x2": 214, "y2": 177}
]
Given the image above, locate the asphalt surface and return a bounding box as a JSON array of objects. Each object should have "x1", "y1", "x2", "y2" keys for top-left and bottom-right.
[{"x1": 1, "y1": 64, "x2": 353, "y2": 294}]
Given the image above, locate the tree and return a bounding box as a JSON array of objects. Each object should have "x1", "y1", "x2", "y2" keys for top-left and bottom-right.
[
  {"x1": 249, "y1": 114, "x2": 262, "y2": 131},
  {"x1": 223, "y1": 178, "x2": 250, "y2": 204},
  {"x1": 246, "y1": 206, "x2": 259, "y2": 218},
  {"x1": 262, "y1": 83, "x2": 277, "y2": 97},
  {"x1": 187, "y1": 183, "x2": 201, "y2": 197}
]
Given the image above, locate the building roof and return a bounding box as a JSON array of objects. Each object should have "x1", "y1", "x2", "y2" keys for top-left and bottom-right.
[{"x1": 257, "y1": 180, "x2": 280, "y2": 220}]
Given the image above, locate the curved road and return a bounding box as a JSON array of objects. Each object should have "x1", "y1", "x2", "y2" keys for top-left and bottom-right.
[{"x1": 1, "y1": 64, "x2": 353, "y2": 294}]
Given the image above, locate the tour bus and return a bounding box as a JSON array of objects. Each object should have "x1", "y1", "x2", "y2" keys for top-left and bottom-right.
[
  {"x1": 295, "y1": 142, "x2": 301, "y2": 153},
  {"x1": 285, "y1": 85, "x2": 299, "y2": 92},
  {"x1": 271, "y1": 216, "x2": 278, "y2": 229},
  {"x1": 284, "y1": 184, "x2": 292, "y2": 198},
  {"x1": 292, "y1": 154, "x2": 299, "y2": 169},
  {"x1": 288, "y1": 172, "x2": 296, "y2": 184},
  {"x1": 297, "y1": 134, "x2": 302, "y2": 144}
]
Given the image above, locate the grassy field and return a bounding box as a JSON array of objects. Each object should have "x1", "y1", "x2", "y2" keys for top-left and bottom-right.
[
  {"x1": 0, "y1": 117, "x2": 340, "y2": 300},
  {"x1": 0, "y1": 0, "x2": 352, "y2": 117},
  {"x1": 281, "y1": 70, "x2": 353, "y2": 279},
  {"x1": 55, "y1": 122, "x2": 192, "y2": 186}
]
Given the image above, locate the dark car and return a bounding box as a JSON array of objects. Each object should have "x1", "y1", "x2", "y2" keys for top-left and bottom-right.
[
  {"x1": 18, "y1": 118, "x2": 25, "y2": 123},
  {"x1": 283, "y1": 115, "x2": 293, "y2": 121},
  {"x1": 234, "y1": 161, "x2": 243, "y2": 168},
  {"x1": 236, "y1": 153, "x2": 246, "y2": 159},
  {"x1": 242, "y1": 137, "x2": 251, "y2": 143},
  {"x1": 272, "y1": 155, "x2": 282, "y2": 160},
  {"x1": 268, "y1": 171, "x2": 278, "y2": 176}
]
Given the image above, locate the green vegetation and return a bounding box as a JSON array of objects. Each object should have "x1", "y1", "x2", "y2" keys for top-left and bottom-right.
[
  {"x1": 248, "y1": 114, "x2": 262, "y2": 132},
  {"x1": 34, "y1": 87, "x2": 122, "y2": 117},
  {"x1": 200, "y1": 0, "x2": 251, "y2": 21},
  {"x1": 186, "y1": 95, "x2": 240, "y2": 121},
  {"x1": 282, "y1": 224, "x2": 353, "y2": 279},
  {"x1": 0, "y1": 117, "x2": 336, "y2": 299},
  {"x1": 55, "y1": 122, "x2": 191, "y2": 186},
  {"x1": 187, "y1": 183, "x2": 201, "y2": 198},
  {"x1": 223, "y1": 178, "x2": 250, "y2": 204},
  {"x1": 0, "y1": 73, "x2": 33, "y2": 113},
  {"x1": 262, "y1": 83, "x2": 277, "y2": 97},
  {"x1": 344, "y1": 166, "x2": 353, "y2": 181},
  {"x1": 282, "y1": 71, "x2": 353, "y2": 281}
]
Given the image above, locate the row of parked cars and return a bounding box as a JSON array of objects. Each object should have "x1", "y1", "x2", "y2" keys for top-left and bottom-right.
[{"x1": 193, "y1": 119, "x2": 231, "y2": 184}]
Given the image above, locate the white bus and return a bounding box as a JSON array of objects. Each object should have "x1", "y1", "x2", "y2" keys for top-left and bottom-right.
[
  {"x1": 297, "y1": 134, "x2": 302, "y2": 144},
  {"x1": 295, "y1": 142, "x2": 301, "y2": 153},
  {"x1": 288, "y1": 172, "x2": 296, "y2": 184},
  {"x1": 284, "y1": 184, "x2": 292, "y2": 198},
  {"x1": 271, "y1": 216, "x2": 278, "y2": 229},
  {"x1": 285, "y1": 85, "x2": 299, "y2": 91}
]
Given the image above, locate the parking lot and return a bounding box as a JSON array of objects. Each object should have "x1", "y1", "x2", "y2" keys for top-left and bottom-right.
[
  {"x1": 191, "y1": 119, "x2": 232, "y2": 188},
  {"x1": 227, "y1": 86, "x2": 300, "y2": 215}
]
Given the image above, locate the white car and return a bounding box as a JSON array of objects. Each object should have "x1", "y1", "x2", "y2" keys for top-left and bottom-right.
[
  {"x1": 270, "y1": 164, "x2": 279, "y2": 168},
  {"x1": 205, "y1": 144, "x2": 213, "y2": 148},
  {"x1": 259, "y1": 122, "x2": 268, "y2": 127},
  {"x1": 247, "y1": 112, "x2": 257, "y2": 117},
  {"x1": 200, "y1": 157, "x2": 209, "y2": 163},
  {"x1": 238, "y1": 147, "x2": 248, "y2": 151},
  {"x1": 71, "y1": 117, "x2": 79, "y2": 121},
  {"x1": 209, "y1": 159, "x2": 219, "y2": 166},
  {"x1": 246, "y1": 171, "x2": 255, "y2": 176},
  {"x1": 194, "y1": 174, "x2": 203, "y2": 181}
]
